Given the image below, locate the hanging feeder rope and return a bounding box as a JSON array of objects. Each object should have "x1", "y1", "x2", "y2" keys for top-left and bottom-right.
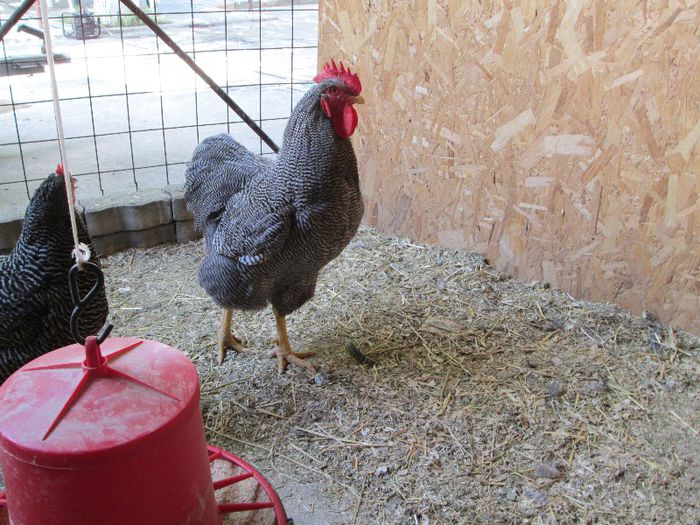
[
  {"x1": 36, "y1": 0, "x2": 90, "y2": 268},
  {"x1": 36, "y1": 0, "x2": 113, "y2": 346}
]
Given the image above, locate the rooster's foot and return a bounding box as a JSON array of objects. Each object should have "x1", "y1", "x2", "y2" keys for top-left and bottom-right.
[
  {"x1": 218, "y1": 332, "x2": 249, "y2": 364},
  {"x1": 269, "y1": 345, "x2": 316, "y2": 374},
  {"x1": 271, "y1": 307, "x2": 316, "y2": 374}
]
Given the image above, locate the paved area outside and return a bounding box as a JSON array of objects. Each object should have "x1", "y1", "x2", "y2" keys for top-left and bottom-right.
[{"x1": 0, "y1": 0, "x2": 318, "y2": 215}]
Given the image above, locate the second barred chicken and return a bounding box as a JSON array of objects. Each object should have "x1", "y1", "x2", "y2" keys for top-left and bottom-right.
[{"x1": 0, "y1": 170, "x2": 108, "y2": 382}]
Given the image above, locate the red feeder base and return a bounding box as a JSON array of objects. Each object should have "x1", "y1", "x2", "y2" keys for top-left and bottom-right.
[
  {"x1": 209, "y1": 445, "x2": 290, "y2": 523},
  {"x1": 0, "y1": 445, "x2": 289, "y2": 525}
]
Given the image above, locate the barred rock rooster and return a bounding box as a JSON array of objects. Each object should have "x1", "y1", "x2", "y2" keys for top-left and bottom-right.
[
  {"x1": 0, "y1": 170, "x2": 109, "y2": 383},
  {"x1": 185, "y1": 61, "x2": 365, "y2": 374}
]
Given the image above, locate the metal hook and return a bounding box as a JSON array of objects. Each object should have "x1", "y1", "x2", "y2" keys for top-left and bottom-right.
[{"x1": 68, "y1": 261, "x2": 112, "y2": 345}]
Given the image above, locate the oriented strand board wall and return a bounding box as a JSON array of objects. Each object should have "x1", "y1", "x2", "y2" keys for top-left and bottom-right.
[{"x1": 319, "y1": 0, "x2": 700, "y2": 334}]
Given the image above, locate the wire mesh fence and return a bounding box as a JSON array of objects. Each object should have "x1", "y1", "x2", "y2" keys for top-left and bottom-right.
[{"x1": 0, "y1": 0, "x2": 318, "y2": 213}]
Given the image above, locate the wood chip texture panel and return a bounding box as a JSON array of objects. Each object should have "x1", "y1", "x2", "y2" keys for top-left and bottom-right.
[{"x1": 318, "y1": 0, "x2": 700, "y2": 334}]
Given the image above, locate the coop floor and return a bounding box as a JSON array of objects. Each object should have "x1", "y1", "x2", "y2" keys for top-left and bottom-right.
[{"x1": 4, "y1": 226, "x2": 698, "y2": 524}]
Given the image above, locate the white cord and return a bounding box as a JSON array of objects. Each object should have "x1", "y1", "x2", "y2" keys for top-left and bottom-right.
[{"x1": 37, "y1": 0, "x2": 89, "y2": 268}]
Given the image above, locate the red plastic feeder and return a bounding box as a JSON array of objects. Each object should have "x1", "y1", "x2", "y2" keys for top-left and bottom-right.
[{"x1": 0, "y1": 336, "x2": 288, "y2": 524}]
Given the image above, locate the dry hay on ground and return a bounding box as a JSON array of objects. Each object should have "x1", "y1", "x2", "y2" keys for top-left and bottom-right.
[{"x1": 96, "y1": 226, "x2": 699, "y2": 524}]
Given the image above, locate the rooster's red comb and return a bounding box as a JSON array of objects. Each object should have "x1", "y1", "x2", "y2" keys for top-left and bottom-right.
[
  {"x1": 313, "y1": 60, "x2": 362, "y2": 95},
  {"x1": 56, "y1": 163, "x2": 64, "y2": 176}
]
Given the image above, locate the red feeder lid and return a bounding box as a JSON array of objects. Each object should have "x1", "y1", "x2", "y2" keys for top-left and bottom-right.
[{"x1": 0, "y1": 337, "x2": 200, "y2": 469}]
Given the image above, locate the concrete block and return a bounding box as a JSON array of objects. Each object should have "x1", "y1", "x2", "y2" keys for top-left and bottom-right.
[
  {"x1": 92, "y1": 223, "x2": 176, "y2": 256},
  {"x1": 175, "y1": 220, "x2": 202, "y2": 243},
  {"x1": 0, "y1": 209, "x2": 24, "y2": 255},
  {"x1": 82, "y1": 189, "x2": 172, "y2": 237},
  {"x1": 163, "y1": 184, "x2": 193, "y2": 222}
]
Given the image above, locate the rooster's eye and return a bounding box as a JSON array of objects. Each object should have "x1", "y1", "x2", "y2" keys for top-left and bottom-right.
[{"x1": 328, "y1": 86, "x2": 338, "y2": 94}]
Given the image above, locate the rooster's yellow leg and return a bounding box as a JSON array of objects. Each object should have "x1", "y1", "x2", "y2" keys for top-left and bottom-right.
[
  {"x1": 273, "y1": 307, "x2": 316, "y2": 374},
  {"x1": 218, "y1": 308, "x2": 246, "y2": 364}
]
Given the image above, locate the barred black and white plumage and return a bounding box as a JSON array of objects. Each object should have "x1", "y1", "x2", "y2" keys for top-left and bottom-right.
[
  {"x1": 185, "y1": 64, "x2": 365, "y2": 373},
  {"x1": 0, "y1": 173, "x2": 109, "y2": 383}
]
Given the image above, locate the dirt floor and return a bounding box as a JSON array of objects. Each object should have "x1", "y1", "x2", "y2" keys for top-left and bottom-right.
[
  {"x1": 3, "y1": 226, "x2": 700, "y2": 524},
  {"x1": 95, "y1": 226, "x2": 700, "y2": 524}
]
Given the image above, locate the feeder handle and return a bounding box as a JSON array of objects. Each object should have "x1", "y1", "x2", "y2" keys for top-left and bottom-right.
[{"x1": 68, "y1": 262, "x2": 113, "y2": 345}]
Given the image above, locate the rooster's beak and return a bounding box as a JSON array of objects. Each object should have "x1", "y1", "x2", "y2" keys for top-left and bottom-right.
[{"x1": 350, "y1": 95, "x2": 365, "y2": 105}]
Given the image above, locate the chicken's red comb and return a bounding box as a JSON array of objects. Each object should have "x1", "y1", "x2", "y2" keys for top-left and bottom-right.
[
  {"x1": 313, "y1": 60, "x2": 362, "y2": 95},
  {"x1": 56, "y1": 163, "x2": 64, "y2": 176}
]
